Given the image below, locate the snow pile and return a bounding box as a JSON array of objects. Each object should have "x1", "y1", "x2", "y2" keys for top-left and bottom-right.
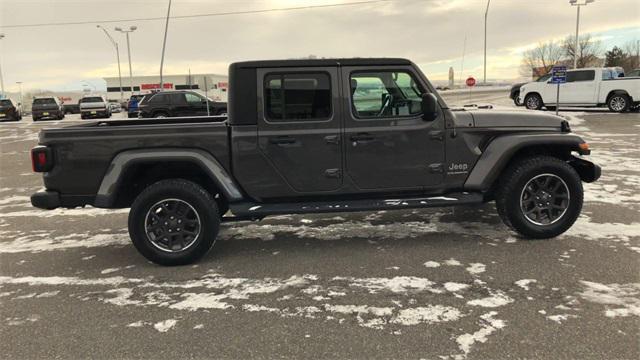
[{"x1": 579, "y1": 281, "x2": 640, "y2": 318}]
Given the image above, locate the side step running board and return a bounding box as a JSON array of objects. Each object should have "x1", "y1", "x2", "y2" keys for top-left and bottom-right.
[{"x1": 228, "y1": 192, "x2": 484, "y2": 220}]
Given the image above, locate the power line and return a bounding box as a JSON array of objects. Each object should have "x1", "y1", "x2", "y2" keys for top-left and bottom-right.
[{"x1": 0, "y1": 0, "x2": 395, "y2": 29}]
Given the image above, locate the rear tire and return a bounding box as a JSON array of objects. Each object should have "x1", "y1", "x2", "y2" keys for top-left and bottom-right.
[
  {"x1": 128, "y1": 179, "x2": 221, "y2": 266},
  {"x1": 524, "y1": 93, "x2": 543, "y2": 110},
  {"x1": 607, "y1": 93, "x2": 630, "y2": 113},
  {"x1": 495, "y1": 156, "x2": 583, "y2": 239},
  {"x1": 153, "y1": 111, "x2": 169, "y2": 118}
]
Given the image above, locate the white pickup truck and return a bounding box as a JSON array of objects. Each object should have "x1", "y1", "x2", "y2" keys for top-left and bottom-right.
[{"x1": 519, "y1": 67, "x2": 640, "y2": 112}]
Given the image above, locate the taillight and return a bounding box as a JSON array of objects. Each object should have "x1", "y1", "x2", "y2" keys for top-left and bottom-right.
[{"x1": 31, "y1": 146, "x2": 53, "y2": 172}]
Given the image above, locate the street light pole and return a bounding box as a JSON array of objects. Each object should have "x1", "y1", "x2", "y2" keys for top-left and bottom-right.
[
  {"x1": 15, "y1": 81, "x2": 22, "y2": 113},
  {"x1": 569, "y1": 0, "x2": 594, "y2": 69},
  {"x1": 0, "y1": 34, "x2": 5, "y2": 99},
  {"x1": 159, "y1": 0, "x2": 172, "y2": 90},
  {"x1": 483, "y1": 0, "x2": 490, "y2": 84},
  {"x1": 115, "y1": 26, "x2": 137, "y2": 97},
  {"x1": 97, "y1": 25, "x2": 123, "y2": 103}
]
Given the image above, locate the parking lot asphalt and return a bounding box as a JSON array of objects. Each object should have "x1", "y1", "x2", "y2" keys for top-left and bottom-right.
[{"x1": 1, "y1": 93, "x2": 638, "y2": 359}]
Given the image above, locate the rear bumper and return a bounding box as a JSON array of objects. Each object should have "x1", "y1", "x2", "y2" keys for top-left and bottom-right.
[
  {"x1": 32, "y1": 110, "x2": 63, "y2": 119},
  {"x1": 81, "y1": 110, "x2": 109, "y2": 118},
  {"x1": 31, "y1": 190, "x2": 61, "y2": 209},
  {"x1": 31, "y1": 191, "x2": 95, "y2": 209}
]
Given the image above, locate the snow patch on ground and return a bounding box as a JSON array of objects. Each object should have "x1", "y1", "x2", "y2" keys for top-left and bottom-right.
[
  {"x1": 579, "y1": 281, "x2": 640, "y2": 318},
  {"x1": 456, "y1": 312, "x2": 506, "y2": 356},
  {"x1": 153, "y1": 319, "x2": 178, "y2": 332},
  {"x1": 515, "y1": 279, "x2": 537, "y2": 291}
]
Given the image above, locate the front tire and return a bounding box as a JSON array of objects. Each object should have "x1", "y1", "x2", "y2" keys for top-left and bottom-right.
[
  {"x1": 128, "y1": 179, "x2": 221, "y2": 266},
  {"x1": 607, "y1": 93, "x2": 630, "y2": 113},
  {"x1": 495, "y1": 156, "x2": 583, "y2": 239},
  {"x1": 513, "y1": 92, "x2": 522, "y2": 106},
  {"x1": 524, "y1": 93, "x2": 543, "y2": 110}
]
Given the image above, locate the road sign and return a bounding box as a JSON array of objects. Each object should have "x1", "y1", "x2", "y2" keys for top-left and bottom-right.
[
  {"x1": 550, "y1": 65, "x2": 567, "y2": 115},
  {"x1": 466, "y1": 77, "x2": 476, "y2": 87},
  {"x1": 551, "y1": 65, "x2": 567, "y2": 84}
]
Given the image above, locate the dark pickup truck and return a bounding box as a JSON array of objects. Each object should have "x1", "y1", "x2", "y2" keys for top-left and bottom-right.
[{"x1": 30, "y1": 58, "x2": 601, "y2": 266}]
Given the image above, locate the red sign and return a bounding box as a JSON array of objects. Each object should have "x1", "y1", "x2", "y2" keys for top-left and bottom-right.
[
  {"x1": 466, "y1": 77, "x2": 476, "y2": 87},
  {"x1": 217, "y1": 81, "x2": 228, "y2": 89},
  {"x1": 140, "y1": 83, "x2": 173, "y2": 90}
]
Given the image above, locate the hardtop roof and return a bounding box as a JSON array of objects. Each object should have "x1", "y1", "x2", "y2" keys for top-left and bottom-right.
[{"x1": 230, "y1": 58, "x2": 413, "y2": 69}]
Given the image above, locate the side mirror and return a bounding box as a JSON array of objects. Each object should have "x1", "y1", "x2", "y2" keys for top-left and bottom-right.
[{"x1": 421, "y1": 93, "x2": 438, "y2": 121}]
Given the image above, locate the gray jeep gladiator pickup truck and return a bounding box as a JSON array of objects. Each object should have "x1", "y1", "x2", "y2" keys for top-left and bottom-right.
[{"x1": 30, "y1": 58, "x2": 601, "y2": 266}]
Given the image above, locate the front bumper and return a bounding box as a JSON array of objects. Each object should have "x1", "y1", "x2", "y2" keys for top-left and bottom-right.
[
  {"x1": 31, "y1": 190, "x2": 61, "y2": 209},
  {"x1": 569, "y1": 157, "x2": 601, "y2": 183}
]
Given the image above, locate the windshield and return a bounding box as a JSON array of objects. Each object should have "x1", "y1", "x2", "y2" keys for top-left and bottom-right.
[
  {"x1": 33, "y1": 98, "x2": 56, "y2": 105},
  {"x1": 0, "y1": 99, "x2": 12, "y2": 106},
  {"x1": 536, "y1": 74, "x2": 551, "y2": 82},
  {"x1": 81, "y1": 97, "x2": 103, "y2": 103}
]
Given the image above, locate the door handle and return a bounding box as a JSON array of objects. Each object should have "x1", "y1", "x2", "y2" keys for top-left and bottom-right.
[
  {"x1": 350, "y1": 133, "x2": 375, "y2": 143},
  {"x1": 269, "y1": 136, "x2": 297, "y2": 146},
  {"x1": 324, "y1": 135, "x2": 340, "y2": 145},
  {"x1": 429, "y1": 130, "x2": 444, "y2": 141}
]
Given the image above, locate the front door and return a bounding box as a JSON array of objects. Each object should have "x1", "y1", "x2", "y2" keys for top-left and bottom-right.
[
  {"x1": 257, "y1": 68, "x2": 342, "y2": 193},
  {"x1": 341, "y1": 66, "x2": 445, "y2": 190}
]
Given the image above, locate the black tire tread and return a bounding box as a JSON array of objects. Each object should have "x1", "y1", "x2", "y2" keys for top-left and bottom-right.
[
  {"x1": 128, "y1": 179, "x2": 220, "y2": 266},
  {"x1": 495, "y1": 155, "x2": 583, "y2": 239}
]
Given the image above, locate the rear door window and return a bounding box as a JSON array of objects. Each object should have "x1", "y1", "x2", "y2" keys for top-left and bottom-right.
[{"x1": 264, "y1": 73, "x2": 332, "y2": 122}]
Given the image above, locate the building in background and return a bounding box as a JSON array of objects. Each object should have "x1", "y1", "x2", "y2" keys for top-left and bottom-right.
[{"x1": 103, "y1": 73, "x2": 229, "y2": 102}]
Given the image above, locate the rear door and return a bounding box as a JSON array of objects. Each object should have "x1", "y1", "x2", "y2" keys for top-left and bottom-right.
[
  {"x1": 256, "y1": 67, "x2": 343, "y2": 193},
  {"x1": 560, "y1": 70, "x2": 597, "y2": 104},
  {"x1": 185, "y1": 92, "x2": 209, "y2": 116},
  {"x1": 341, "y1": 66, "x2": 445, "y2": 190}
]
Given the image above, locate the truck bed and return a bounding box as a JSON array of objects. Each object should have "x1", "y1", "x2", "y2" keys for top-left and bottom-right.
[{"x1": 38, "y1": 116, "x2": 231, "y2": 198}]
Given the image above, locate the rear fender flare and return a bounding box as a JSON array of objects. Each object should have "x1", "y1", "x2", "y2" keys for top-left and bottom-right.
[
  {"x1": 464, "y1": 133, "x2": 589, "y2": 191},
  {"x1": 94, "y1": 148, "x2": 244, "y2": 207}
]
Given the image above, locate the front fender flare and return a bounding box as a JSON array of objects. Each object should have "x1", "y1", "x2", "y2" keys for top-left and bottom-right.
[
  {"x1": 463, "y1": 133, "x2": 588, "y2": 191},
  {"x1": 94, "y1": 148, "x2": 244, "y2": 207}
]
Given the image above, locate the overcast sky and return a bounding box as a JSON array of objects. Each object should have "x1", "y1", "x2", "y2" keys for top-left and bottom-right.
[{"x1": 0, "y1": 0, "x2": 638, "y2": 92}]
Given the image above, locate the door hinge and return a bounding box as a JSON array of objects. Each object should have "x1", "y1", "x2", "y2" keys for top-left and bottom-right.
[
  {"x1": 324, "y1": 168, "x2": 341, "y2": 178},
  {"x1": 429, "y1": 163, "x2": 444, "y2": 174}
]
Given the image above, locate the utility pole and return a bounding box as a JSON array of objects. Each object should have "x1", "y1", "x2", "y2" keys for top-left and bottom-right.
[
  {"x1": 460, "y1": 35, "x2": 467, "y2": 87},
  {"x1": 0, "y1": 34, "x2": 5, "y2": 99},
  {"x1": 115, "y1": 26, "x2": 137, "y2": 97},
  {"x1": 483, "y1": 0, "x2": 490, "y2": 84},
  {"x1": 159, "y1": 0, "x2": 172, "y2": 91},
  {"x1": 569, "y1": 0, "x2": 594, "y2": 69},
  {"x1": 97, "y1": 25, "x2": 123, "y2": 103}
]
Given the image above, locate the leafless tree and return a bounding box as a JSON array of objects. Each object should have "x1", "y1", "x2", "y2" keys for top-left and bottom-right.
[
  {"x1": 622, "y1": 39, "x2": 640, "y2": 71},
  {"x1": 519, "y1": 40, "x2": 565, "y2": 78},
  {"x1": 563, "y1": 34, "x2": 603, "y2": 68}
]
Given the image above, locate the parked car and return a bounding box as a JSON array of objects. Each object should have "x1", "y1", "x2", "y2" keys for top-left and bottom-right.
[
  {"x1": 509, "y1": 74, "x2": 551, "y2": 106},
  {"x1": 127, "y1": 94, "x2": 145, "y2": 118},
  {"x1": 32, "y1": 97, "x2": 65, "y2": 121},
  {"x1": 109, "y1": 102, "x2": 122, "y2": 113},
  {"x1": 0, "y1": 98, "x2": 22, "y2": 121},
  {"x1": 30, "y1": 57, "x2": 601, "y2": 266},
  {"x1": 80, "y1": 95, "x2": 111, "y2": 119},
  {"x1": 137, "y1": 90, "x2": 227, "y2": 118},
  {"x1": 519, "y1": 67, "x2": 640, "y2": 112},
  {"x1": 62, "y1": 103, "x2": 80, "y2": 114}
]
